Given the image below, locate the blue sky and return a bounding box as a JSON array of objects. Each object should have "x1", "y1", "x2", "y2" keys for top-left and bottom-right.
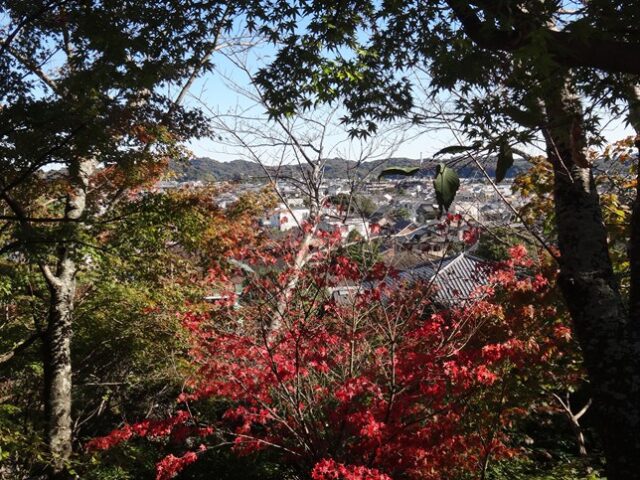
[
  {"x1": 4, "y1": 10, "x2": 630, "y2": 165},
  {"x1": 3, "y1": 6, "x2": 633, "y2": 166},
  {"x1": 187, "y1": 76, "x2": 633, "y2": 165},
  {"x1": 181, "y1": 33, "x2": 634, "y2": 164},
  {"x1": 182, "y1": 39, "x2": 472, "y2": 162}
]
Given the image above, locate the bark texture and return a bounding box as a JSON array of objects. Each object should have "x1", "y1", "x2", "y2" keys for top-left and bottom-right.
[
  {"x1": 42, "y1": 158, "x2": 95, "y2": 478},
  {"x1": 544, "y1": 81, "x2": 640, "y2": 479},
  {"x1": 43, "y1": 268, "x2": 76, "y2": 478}
]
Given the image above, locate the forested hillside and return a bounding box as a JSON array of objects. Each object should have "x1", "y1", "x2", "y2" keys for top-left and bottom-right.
[{"x1": 171, "y1": 156, "x2": 531, "y2": 182}]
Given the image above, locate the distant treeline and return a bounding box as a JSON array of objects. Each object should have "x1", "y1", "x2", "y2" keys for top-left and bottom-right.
[{"x1": 170, "y1": 156, "x2": 532, "y2": 182}]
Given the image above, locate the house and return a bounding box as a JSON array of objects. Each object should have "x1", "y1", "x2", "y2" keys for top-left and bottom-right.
[
  {"x1": 395, "y1": 252, "x2": 489, "y2": 306},
  {"x1": 333, "y1": 252, "x2": 491, "y2": 307},
  {"x1": 318, "y1": 216, "x2": 372, "y2": 239},
  {"x1": 264, "y1": 205, "x2": 311, "y2": 231}
]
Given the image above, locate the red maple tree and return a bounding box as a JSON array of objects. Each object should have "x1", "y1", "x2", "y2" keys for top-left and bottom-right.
[{"x1": 88, "y1": 224, "x2": 579, "y2": 480}]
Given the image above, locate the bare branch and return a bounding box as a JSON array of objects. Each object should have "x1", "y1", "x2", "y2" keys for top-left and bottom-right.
[{"x1": 0, "y1": 331, "x2": 41, "y2": 365}]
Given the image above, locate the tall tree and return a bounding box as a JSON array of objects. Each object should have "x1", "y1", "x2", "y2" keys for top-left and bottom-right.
[{"x1": 0, "y1": 1, "x2": 233, "y2": 476}]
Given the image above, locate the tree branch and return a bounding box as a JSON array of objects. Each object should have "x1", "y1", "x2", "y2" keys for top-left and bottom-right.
[
  {"x1": 0, "y1": 332, "x2": 41, "y2": 365},
  {"x1": 0, "y1": 0, "x2": 66, "y2": 57},
  {"x1": 446, "y1": 0, "x2": 640, "y2": 75},
  {"x1": 0, "y1": 215, "x2": 77, "y2": 223},
  {"x1": 6, "y1": 45, "x2": 60, "y2": 94}
]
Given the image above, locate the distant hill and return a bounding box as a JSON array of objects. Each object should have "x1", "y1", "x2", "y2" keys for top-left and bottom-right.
[{"x1": 170, "y1": 156, "x2": 532, "y2": 182}]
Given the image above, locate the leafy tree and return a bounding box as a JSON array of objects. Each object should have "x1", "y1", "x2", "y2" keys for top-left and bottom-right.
[
  {"x1": 248, "y1": 2, "x2": 640, "y2": 476},
  {"x1": 344, "y1": 238, "x2": 382, "y2": 271},
  {"x1": 346, "y1": 228, "x2": 363, "y2": 243},
  {"x1": 0, "y1": 0, "x2": 291, "y2": 475},
  {"x1": 88, "y1": 234, "x2": 583, "y2": 480},
  {"x1": 353, "y1": 196, "x2": 377, "y2": 219},
  {"x1": 476, "y1": 227, "x2": 535, "y2": 263},
  {"x1": 0, "y1": 186, "x2": 274, "y2": 478},
  {"x1": 512, "y1": 148, "x2": 636, "y2": 297},
  {"x1": 329, "y1": 194, "x2": 377, "y2": 219},
  {"x1": 390, "y1": 207, "x2": 410, "y2": 222}
]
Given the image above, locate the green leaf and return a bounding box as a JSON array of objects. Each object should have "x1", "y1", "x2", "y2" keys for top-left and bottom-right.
[
  {"x1": 433, "y1": 145, "x2": 475, "y2": 157},
  {"x1": 377, "y1": 166, "x2": 421, "y2": 179},
  {"x1": 433, "y1": 163, "x2": 460, "y2": 216},
  {"x1": 496, "y1": 141, "x2": 514, "y2": 183}
]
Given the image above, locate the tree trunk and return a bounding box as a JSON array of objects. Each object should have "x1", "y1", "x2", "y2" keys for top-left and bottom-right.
[
  {"x1": 41, "y1": 158, "x2": 94, "y2": 478},
  {"x1": 553, "y1": 393, "x2": 591, "y2": 457},
  {"x1": 43, "y1": 263, "x2": 76, "y2": 478},
  {"x1": 572, "y1": 417, "x2": 588, "y2": 457},
  {"x1": 268, "y1": 162, "x2": 322, "y2": 335},
  {"x1": 544, "y1": 80, "x2": 640, "y2": 479}
]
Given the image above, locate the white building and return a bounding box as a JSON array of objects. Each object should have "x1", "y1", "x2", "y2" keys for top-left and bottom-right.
[
  {"x1": 264, "y1": 205, "x2": 311, "y2": 231},
  {"x1": 318, "y1": 216, "x2": 372, "y2": 239}
]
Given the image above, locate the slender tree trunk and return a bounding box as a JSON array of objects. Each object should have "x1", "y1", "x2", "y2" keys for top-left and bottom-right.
[
  {"x1": 43, "y1": 264, "x2": 76, "y2": 478},
  {"x1": 543, "y1": 79, "x2": 640, "y2": 479},
  {"x1": 270, "y1": 226, "x2": 316, "y2": 333},
  {"x1": 268, "y1": 163, "x2": 322, "y2": 335},
  {"x1": 553, "y1": 393, "x2": 591, "y2": 457},
  {"x1": 572, "y1": 417, "x2": 588, "y2": 457},
  {"x1": 41, "y1": 158, "x2": 94, "y2": 478}
]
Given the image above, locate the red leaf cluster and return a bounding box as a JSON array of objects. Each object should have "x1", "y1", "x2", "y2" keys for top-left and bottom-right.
[{"x1": 89, "y1": 235, "x2": 580, "y2": 479}]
